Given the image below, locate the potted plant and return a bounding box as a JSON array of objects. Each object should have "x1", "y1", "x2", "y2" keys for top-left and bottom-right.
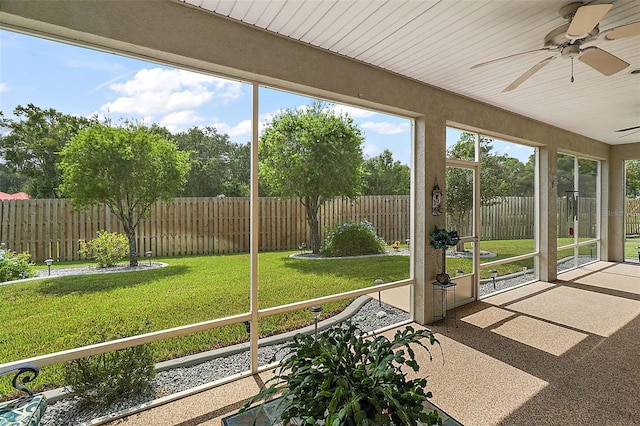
[
  {"x1": 240, "y1": 321, "x2": 442, "y2": 425},
  {"x1": 429, "y1": 225, "x2": 460, "y2": 284}
]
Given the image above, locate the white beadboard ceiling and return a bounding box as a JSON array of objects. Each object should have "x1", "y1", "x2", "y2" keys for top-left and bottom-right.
[{"x1": 179, "y1": 0, "x2": 640, "y2": 145}]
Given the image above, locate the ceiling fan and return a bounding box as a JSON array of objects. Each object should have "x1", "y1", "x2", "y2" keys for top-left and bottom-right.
[{"x1": 471, "y1": 2, "x2": 640, "y2": 92}]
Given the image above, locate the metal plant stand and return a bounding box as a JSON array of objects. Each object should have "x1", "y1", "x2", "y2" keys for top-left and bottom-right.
[{"x1": 432, "y1": 280, "x2": 457, "y2": 332}]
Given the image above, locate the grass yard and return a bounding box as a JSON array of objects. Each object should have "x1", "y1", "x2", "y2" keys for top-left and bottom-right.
[
  {"x1": 0, "y1": 250, "x2": 409, "y2": 396},
  {"x1": 625, "y1": 237, "x2": 640, "y2": 259},
  {"x1": 2, "y1": 236, "x2": 626, "y2": 397}
]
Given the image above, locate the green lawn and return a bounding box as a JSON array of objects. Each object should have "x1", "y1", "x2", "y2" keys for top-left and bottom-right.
[
  {"x1": 2, "y1": 237, "x2": 627, "y2": 396},
  {"x1": 0, "y1": 251, "x2": 409, "y2": 396},
  {"x1": 625, "y1": 237, "x2": 640, "y2": 259}
]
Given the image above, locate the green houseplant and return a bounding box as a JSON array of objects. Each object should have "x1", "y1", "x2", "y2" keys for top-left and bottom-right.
[
  {"x1": 429, "y1": 225, "x2": 460, "y2": 283},
  {"x1": 241, "y1": 321, "x2": 442, "y2": 425}
]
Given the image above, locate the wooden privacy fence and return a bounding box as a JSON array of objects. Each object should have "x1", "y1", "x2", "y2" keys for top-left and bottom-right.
[
  {"x1": 0, "y1": 196, "x2": 409, "y2": 262},
  {"x1": 2, "y1": 196, "x2": 639, "y2": 262}
]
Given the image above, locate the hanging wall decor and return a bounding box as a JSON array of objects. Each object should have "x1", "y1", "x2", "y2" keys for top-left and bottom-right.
[{"x1": 432, "y1": 180, "x2": 443, "y2": 216}]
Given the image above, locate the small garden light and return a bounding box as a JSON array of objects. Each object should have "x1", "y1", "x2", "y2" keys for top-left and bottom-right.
[
  {"x1": 636, "y1": 247, "x2": 640, "y2": 263},
  {"x1": 145, "y1": 251, "x2": 152, "y2": 266},
  {"x1": 310, "y1": 305, "x2": 323, "y2": 339},
  {"x1": 374, "y1": 279, "x2": 384, "y2": 307},
  {"x1": 489, "y1": 269, "x2": 498, "y2": 289},
  {"x1": 44, "y1": 258, "x2": 54, "y2": 276}
]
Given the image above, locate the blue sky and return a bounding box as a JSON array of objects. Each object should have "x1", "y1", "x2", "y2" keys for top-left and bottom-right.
[
  {"x1": 1, "y1": 30, "x2": 536, "y2": 165},
  {"x1": 0, "y1": 30, "x2": 413, "y2": 165}
]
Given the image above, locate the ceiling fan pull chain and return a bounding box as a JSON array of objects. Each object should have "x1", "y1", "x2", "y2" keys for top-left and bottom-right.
[{"x1": 571, "y1": 57, "x2": 575, "y2": 83}]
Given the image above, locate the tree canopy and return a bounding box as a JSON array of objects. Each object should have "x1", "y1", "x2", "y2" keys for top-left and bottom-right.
[
  {"x1": 446, "y1": 133, "x2": 526, "y2": 242},
  {"x1": 259, "y1": 100, "x2": 364, "y2": 253},
  {"x1": 362, "y1": 149, "x2": 410, "y2": 195},
  {"x1": 0, "y1": 104, "x2": 96, "y2": 198},
  {"x1": 627, "y1": 160, "x2": 640, "y2": 199},
  {"x1": 59, "y1": 121, "x2": 190, "y2": 266},
  {"x1": 173, "y1": 126, "x2": 250, "y2": 197}
]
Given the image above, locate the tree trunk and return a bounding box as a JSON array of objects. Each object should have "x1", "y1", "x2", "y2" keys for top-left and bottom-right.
[
  {"x1": 124, "y1": 225, "x2": 138, "y2": 267},
  {"x1": 304, "y1": 196, "x2": 321, "y2": 254}
]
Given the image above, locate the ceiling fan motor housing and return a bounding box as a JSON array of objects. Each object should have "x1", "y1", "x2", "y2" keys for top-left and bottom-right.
[{"x1": 561, "y1": 44, "x2": 581, "y2": 59}]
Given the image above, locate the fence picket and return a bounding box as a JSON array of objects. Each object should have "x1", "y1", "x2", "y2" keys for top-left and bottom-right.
[{"x1": 2, "y1": 196, "x2": 638, "y2": 261}]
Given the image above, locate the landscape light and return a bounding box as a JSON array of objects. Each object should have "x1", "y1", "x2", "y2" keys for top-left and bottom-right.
[
  {"x1": 44, "y1": 258, "x2": 54, "y2": 276},
  {"x1": 310, "y1": 305, "x2": 323, "y2": 339},
  {"x1": 374, "y1": 279, "x2": 385, "y2": 307},
  {"x1": 489, "y1": 270, "x2": 498, "y2": 289}
]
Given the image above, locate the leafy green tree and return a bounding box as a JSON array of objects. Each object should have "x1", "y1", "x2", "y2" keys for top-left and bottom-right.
[
  {"x1": 174, "y1": 127, "x2": 249, "y2": 197},
  {"x1": 362, "y1": 149, "x2": 410, "y2": 195},
  {"x1": 259, "y1": 100, "x2": 364, "y2": 254},
  {"x1": 446, "y1": 133, "x2": 519, "y2": 247},
  {"x1": 627, "y1": 160, "x2": 640, "y2": 199},
  {"x1": 0, "y1": 104, "x2": 96, "y2": 198},
  {"x1": 0, "y1": 163, "x2": 27, "y2": 194},
  {"x1": 59, "y1": 121, "x2": 190, "y2": 266}
]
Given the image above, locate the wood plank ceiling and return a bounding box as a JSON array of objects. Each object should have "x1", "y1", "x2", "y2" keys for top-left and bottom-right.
[{"x1": 179, "y1": 0, "x2": 640, "y2": 145}]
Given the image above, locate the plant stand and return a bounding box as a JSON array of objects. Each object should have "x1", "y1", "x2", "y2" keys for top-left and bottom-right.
[{"x1": 432, "y1": 280, "x2": 457, "y2": 333}]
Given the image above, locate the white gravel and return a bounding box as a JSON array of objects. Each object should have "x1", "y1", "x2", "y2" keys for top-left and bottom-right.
[{"x1": 39, "y1": 298, "x2": 409, "y2": 426}]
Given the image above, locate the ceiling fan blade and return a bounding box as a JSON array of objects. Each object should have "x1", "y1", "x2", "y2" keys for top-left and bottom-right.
[
  {"x1": 605, "y1": 21, "x2": 640, "y2": 40},
  {"x1": 502, "y1": 56, "x2": 555, "y2": 93},
  {"x1": 579, "y1": 46, "x2": 629, "y2": 76},
  {"x1": 470, "y1": 48, "x2": 554, "y2": 69},
  {"x1": 615, "y1": 125, "x2": 640, "y2": 132},
  {"x1": 567, "y1": 3, "x2": 612, "y2": 39},
  {"x1": 567, "y1": 4, "x2": 613, "y2": 40}
]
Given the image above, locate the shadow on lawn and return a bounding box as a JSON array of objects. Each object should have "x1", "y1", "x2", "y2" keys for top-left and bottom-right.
[
  {"x1": 35, "y1": 265, "x2": 190, "y2": 296},
  {"x1": 282, "y1": 255, "x2": 409, "y2": 282}
]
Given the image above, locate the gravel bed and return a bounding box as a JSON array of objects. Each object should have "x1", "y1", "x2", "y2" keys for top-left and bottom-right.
[{"x1": 40, "y1": 298, "x2": 409, "y2": 426}]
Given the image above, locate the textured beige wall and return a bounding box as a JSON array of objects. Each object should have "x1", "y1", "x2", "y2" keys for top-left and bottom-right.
[{"x1": 0, "y1": 0, "x2": 625, "y2": 322}]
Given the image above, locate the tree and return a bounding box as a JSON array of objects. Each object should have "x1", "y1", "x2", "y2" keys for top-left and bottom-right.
[
  {"x1": 627, "y1": 160, "x2": 640, "y2": 199},
  {"x1": 59, "y1": 121, "x2": 190, "y2": 266},
  {"x1": 362, "y1": 149, "x2": 410, "y2": 195},
  {"x1": 446, "y1": 133, "x2": 519, "y2": 249},
  {"x1": 173, "y1": 126, "x2": 249, "y2": 197},
  {"x1": 259, "y1": 100, "x2": 364, "y2": 254},
  {"x1": 0, "y1": 163, "x2": 27, "y2": 194},
  {"x1": 0, "y1": 104, "x2": 96, "y2": 198}
]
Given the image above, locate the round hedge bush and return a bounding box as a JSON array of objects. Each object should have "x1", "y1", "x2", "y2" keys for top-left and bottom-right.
[{"x1": 321, "y1": 220, "x2": 387, "y2": 257}]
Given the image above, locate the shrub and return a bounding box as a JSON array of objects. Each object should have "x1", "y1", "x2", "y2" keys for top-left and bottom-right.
[
  {"x1": 64, "y1": 322, "x2": 156, "y2": 408},
  {"x1": 79, "y1": 231, "x2": 129, "y2": 267},
  {"x1": 321, "y1": 220, "x2": 386, "y2": 257},
  {"x1": 241, "y1": 322, "x2": 442, "y2": 425},
  {"x1": 0, "y1": 242, "x2": 35, "y2": 282}
]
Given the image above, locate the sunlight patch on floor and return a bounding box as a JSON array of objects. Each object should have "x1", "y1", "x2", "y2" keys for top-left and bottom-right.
[
  {"x1": 506, "y1": 286, "x2": 640, "y2": 337},
  {"x1": 492, "y1": 315, "x2": 588, "y2": 356},
  {"x1": 461, "y1": 306, "x2": 515, "y2": 328}
]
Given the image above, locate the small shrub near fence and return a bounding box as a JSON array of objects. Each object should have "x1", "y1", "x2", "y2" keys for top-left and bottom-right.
[
  {"x1": 0, "y1": 242, "x2": 35, "y2": 283},
  {"x1": 79, "y1": 231, "x2": 129, "y2": 267}
]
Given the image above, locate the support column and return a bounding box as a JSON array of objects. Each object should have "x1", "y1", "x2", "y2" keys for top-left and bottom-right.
[
  {"x1": 539, "y1": 147, "x2": 557, "y2": 282},
  {"x1": 413, "y1": 115, "x2": 445, "y2": 325}
]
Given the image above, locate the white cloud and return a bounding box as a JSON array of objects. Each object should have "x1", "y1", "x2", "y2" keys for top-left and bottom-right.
[
  {"x1": 361, "y1": 121, "x2": 410, "y2": 135},
  {"x1": 0, "y1": 83, "x2": 7, "y2": 93},
  {"x1": 159, "y1": 110, "x2": 206, "y2": 132},
  {"x1": 212, "y1": 119, "x2": 252, "y2": 137},
  {"x1": 362, "y1": 144, "x2": 379, "y2": 159},
  {"x1": 333, "y1": 104, "x2": 378, "y2": 118},
  {"x1": 100, "y1": 68, "x2": 243, "y2": 118}
]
